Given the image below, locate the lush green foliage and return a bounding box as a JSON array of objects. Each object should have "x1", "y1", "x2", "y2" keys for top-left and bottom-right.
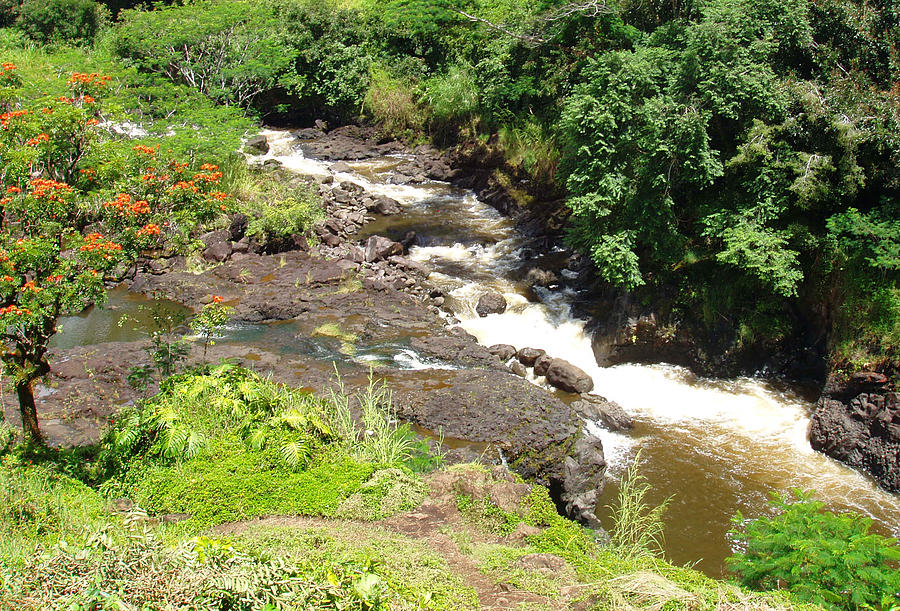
[
  {"x1": 112, "y1": 0, "x2": 297, "y2": 108},
  {"x1": 728, "y1": 491, "x2": 900, "y2": 610},
  {"x1": 15, "y1": 0, "x2": 108, "y2": 46}
]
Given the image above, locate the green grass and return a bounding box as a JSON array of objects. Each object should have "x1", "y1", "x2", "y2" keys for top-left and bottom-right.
[
  {"x1": 0, "y1": 457, "x2": 114, "y2": 565},
  {"x1": 234, "y1": 523, "x2": 481, "y2": 610},
  {"x1": 124, "y1": 441, "x2": 377, "y2": 531}
]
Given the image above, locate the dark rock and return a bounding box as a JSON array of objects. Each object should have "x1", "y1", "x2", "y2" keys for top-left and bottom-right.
[
  {"x1": 229, "y1": 213, "x2": 249, "y2": 241},
  {"x1": 387, "y1": 255, "x2": 430, "y2": 277},
  {"x1": 331, "y1": 161, "x2": 352, "y2": 173},
  {"x1": 395, "y1": 369, "x2": 606, "y2": 525},
  {"x1": 810, "y1": 374, "x2": 900, "y2": 493},
  {"x1": 200, "y1": 229, "x2": 231, "y2": 248},
  {"x1": 489, "y1": 344, "x2": 517, "y2": 361},
  {"x1": 374, "y1": 196, "x2": 402, "y2": 216},
  {"x1": 400, "y1": 231, "x2": 418, "y2": 249},
  {"x1": 293, "y1": 127, "x2": 323, "y2": 140},
  {"x1": 561, "y1": 433, "x2": 605, "y2": 529},
  {"x1": 546, "y1": 358, "x2": 594, "y2": 394},
  {"x1": 409, "y1": 335, "x2": 501, "y2": 369},
  {"x1": 517, "y1": 347, "x2": 546, "y2": 366},
  {"x1": 202, "y1": 240, "x2": 232, "y2": 262},
  {"x1": 244, "y1": 134, "x2": 269, "y2": 155},
  {"x1": 364, "y1": 235, "x2": 402, "y2": 263},
  {"x1": 476, "y1": 291, "x2": 507, "y2": 317},
  {"x1": 573, "y1": 394, "x2": 633, "y2": 431},
  {"x1": 533, "y1": 354, "x2": 552, "y2": 377},
  {"x1": 232, "y1": 238, "x2": 250, "y2": 254}
]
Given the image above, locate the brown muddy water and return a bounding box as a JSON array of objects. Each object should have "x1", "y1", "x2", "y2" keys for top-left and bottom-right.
[{"x1": 56, "y1": 129, "x2": 900, "y2": 578}]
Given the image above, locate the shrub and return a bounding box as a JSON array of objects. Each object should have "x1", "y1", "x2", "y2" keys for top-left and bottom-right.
[
  {"x1": 16, "y1": 0, "x2": 108, "y2": 46},
  {"x1": 245, "y1": 190, "x2": 323, "y2": 246},
  {"x1": 363, "y1": 66, "x2": 426, "y2": 137},
  {"x1": 727, "y1": 490, "x2": 900, "y2": 610}
]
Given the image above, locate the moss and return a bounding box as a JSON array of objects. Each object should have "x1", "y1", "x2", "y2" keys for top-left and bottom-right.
[{"x1": 128, "y1": 444, "x2": 377, "y2": 531}]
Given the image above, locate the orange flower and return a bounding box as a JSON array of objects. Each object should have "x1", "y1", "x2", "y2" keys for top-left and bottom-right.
[
  {"x1": 22, "y1": 281, "x2": 42, "y2": 293},
  {"x1": 132, "y1": 144, "x2": 157, "y2": 156},
  {"x1": 85, "y1": 118, "x2": 99, "y2": 126},
  {"x1": 82, "y1": 95, "x2": 95, "y2": 104},
  {"x1": 212, "y1": 295, "x2": 224, "y2": 303},
  {"x1": 0, "y1": 305, "x2": 30, "y2": 316},
  {"x1": 25, "y1": 133, "x2": 50, "y2": 146},
  {"x1": 6, "y1": 186, "x2": 20, "y2": 194},
  {"x1": 136, "y1": 223, "x2": 160, "y2": 237}
]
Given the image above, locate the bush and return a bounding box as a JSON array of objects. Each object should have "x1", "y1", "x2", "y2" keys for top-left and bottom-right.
[
  {"x1": 245, "y1": 190, "x2": 323, "y2": 246},
  {"x1": 16, "y1": 0, "x2": 108, "y2": 46},
  {"x1": 727, "y1": 490, "x2": 900, "y2": 610}
]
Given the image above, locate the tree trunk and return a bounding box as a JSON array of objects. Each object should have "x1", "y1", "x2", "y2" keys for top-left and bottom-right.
[{"x1": 16, "y1": 378, "x2": 42, "y2": 445}]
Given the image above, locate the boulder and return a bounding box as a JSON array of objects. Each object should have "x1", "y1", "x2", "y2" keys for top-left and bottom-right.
[
  {"x1": 572, "y1": 394, "x2": 634, "y2": 431},
  {"x1": 525, "y1": 268, "x2": 558, "y2": 287},
  {"x1": 488, "y1": 344, "x2": 517, "y2": 361},
  {"x1": 374, "y1": 196, "x2": 402, "y2": 216},
  {"x1": 202, "y1": 240, "x2": 232, "y2": 262},
  {"x1": 331, "y1": 161, "x2": 352, "y2": 173},
  {"x1": 533, "y1": 354, "x2": 553, "y2": 377},
  {"x1": 475, "y1": 291, "x2": 507, "y2": 317},
  {"x1": 200, "y1": 229, "x2": 231, "y2": 248},
  {"x1": 561, "y1": 433, "x2": 606, "y2": 529},
  {"x1": 546, "y1": 358, "x2": 594, "y2": 394},
  {"x1": 509, "y1": 361, "x2": 528, "y2": 377},
  {"x1": 517, "y1": 347, "x2": 546, "y2": 366},
  {"x1": 244, "y1": 134, "x2": 269, "y2": 155},
  {"x1": 364, "y1": 235, "x2": 403, "y2": 263}
]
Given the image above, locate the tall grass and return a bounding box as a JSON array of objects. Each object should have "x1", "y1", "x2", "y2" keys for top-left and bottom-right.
[
  {"x1": 363, "y1": 67, "x2": 425, "y2": 138},
  {"x1": 327, "y1": 369, "x2": 417, "y2": 465},
  {"x1": 497, "y1": 119, "x2": 559, "y2": 185},
  {"x1": 608, "y1": 450, "x2": 670, "y2": 558}
]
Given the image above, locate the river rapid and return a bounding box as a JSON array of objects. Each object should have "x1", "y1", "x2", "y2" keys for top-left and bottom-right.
[{"x1": 58, "y1": 129, "x2": 900, "y2": 576}]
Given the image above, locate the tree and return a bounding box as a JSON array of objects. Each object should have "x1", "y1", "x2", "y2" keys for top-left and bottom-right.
[{"x1": 0, "y1": 67, "x2": 230, "y2": 443}]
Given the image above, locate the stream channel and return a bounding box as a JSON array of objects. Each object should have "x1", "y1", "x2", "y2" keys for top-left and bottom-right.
[{"x1": 56, "y1": 129, "x2": 900, "y2": 577}]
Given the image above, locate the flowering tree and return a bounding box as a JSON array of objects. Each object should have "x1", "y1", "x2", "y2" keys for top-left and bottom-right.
[{"x1": 0, "y1": 65, "x2": 232, "y2": 443}]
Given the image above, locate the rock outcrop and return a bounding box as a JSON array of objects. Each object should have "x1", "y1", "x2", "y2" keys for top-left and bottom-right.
[{"x1": 810, "y1": 372, "x2": 900, "y2": 492}]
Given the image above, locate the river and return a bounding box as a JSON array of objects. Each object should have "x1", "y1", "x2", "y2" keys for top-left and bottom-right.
[{"x1": 59, "y1": 128, "x2": 900, "y2": 576}]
